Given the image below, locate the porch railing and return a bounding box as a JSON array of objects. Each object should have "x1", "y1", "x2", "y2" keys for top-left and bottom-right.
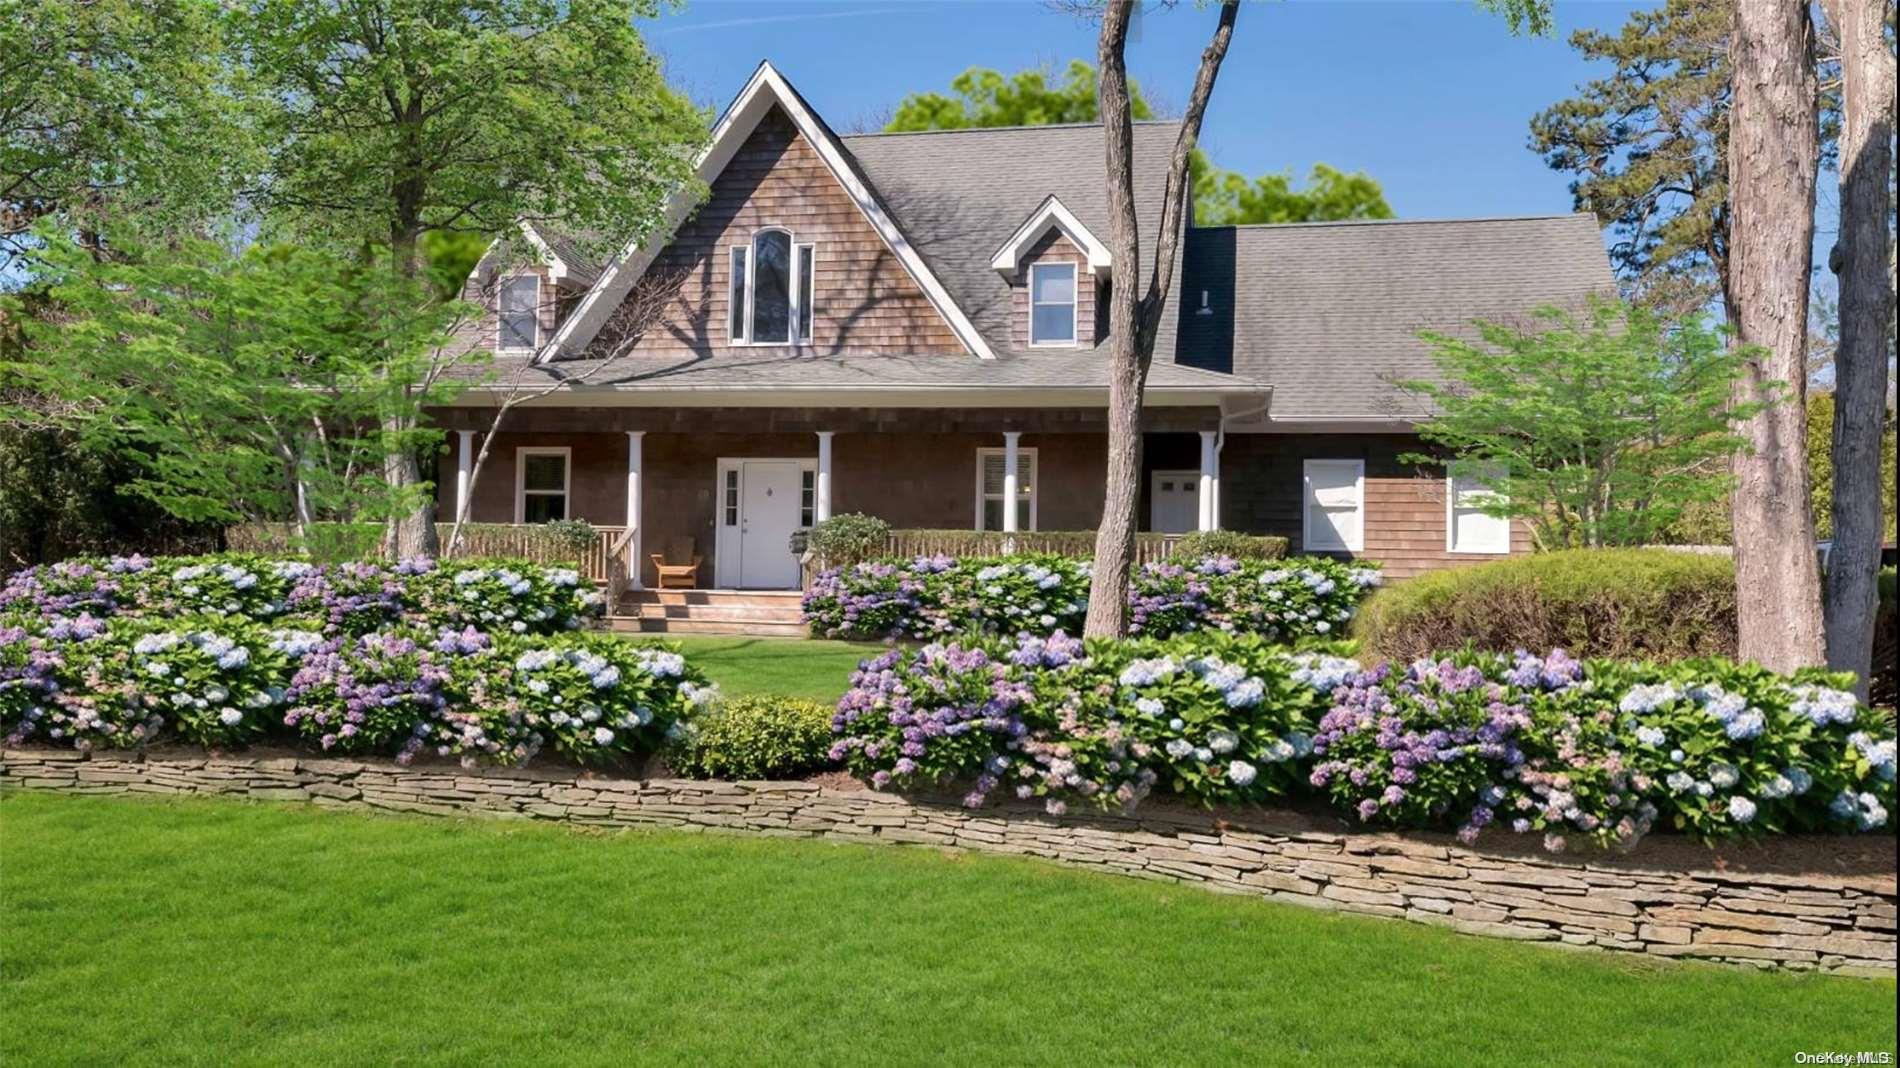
[
  {"x1": 800, "y1": 529, "x2": 1185, "y2": 587},
  {"x1": 226, "y1": 522, "x2": 627, "y2": 584}
]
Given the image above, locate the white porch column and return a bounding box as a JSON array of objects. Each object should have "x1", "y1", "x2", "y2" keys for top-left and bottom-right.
[
  {"x1": 1001, "y1": 431, "x2": 1022, "y2": 534},
  {"x1": 1197, "y1": 430, "x2": 1219, "y2": 532},
  {"x1": 625, "y1": 431, "x2": 645, "y2": 590},
  {"x1": 815, "y1": 431, "x2": 834, "y2": 522},
  {"x1": 454, "y1": 430, "x2": 475, "y2": 521}
]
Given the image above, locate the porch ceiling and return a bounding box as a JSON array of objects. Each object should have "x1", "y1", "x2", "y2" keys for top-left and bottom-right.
[{"x1": 426, "y1": 404, "x2": 1226, "y2": 434}]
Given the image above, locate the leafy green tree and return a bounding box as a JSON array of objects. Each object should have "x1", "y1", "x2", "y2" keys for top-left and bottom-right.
[
  {"x1": 1, "y1": 228, "x2": 461, "y2": 535},
  {"x1": 0, "y1": 0, "x2": 254, "y2": 271},
  {"x1": 1192, "y1": 162, "x2": 1392, "y2": 226},
  {"x1": 1399, "y1": 299, "x2": 1766, "y2": 549},
  {"x1": 884, "y1": 60, "x2": 1390, "y2": 227},
  {"x1": 233, "y1": 0, "x2": 709, "y2": 557}
]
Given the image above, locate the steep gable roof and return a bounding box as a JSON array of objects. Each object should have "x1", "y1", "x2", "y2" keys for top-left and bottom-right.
[{"x1": 542, "y1": 61, "x2": 992, "y2": 362}]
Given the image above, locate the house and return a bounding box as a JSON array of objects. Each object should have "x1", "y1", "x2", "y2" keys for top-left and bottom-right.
[{"x1": 431, "y1": 61, "x2": 1613, "y2": 593}]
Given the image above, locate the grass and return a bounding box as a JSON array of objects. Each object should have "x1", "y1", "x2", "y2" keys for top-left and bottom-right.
[
  {"x1": 640, "y1": 635, "x2": 885, "y2": 702},
  {"x1": 4, "y1": 792, "x2": 1894, "y2": 1067}
]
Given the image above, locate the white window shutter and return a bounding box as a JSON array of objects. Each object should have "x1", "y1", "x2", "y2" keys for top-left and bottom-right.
[{"x1": 1303, "y1": 460, "x2": 1364, "y2": 552}]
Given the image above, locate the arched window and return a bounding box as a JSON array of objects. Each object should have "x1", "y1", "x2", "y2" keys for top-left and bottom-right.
[
  {"x1": 751, "y1": 229, "x2": 792, "y2": 343},
  {"x1": 728, "y1": 228, "x2": 813, "y2": 345}
]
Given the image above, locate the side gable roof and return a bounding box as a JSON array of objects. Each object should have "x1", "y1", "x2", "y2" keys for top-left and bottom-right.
[
  {"x1": 1178, "y1": 213, "x2": 1615, "y2": 421},
  {"x1": 541, "y1": 61, "x2": 993, "y2": 362}
]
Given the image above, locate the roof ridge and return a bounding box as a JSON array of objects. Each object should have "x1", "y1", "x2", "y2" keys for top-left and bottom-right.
[
  {"x1": 1198, "y1": 212, "x2": 1596, "y2": 233},
  {"x1": 842, "y1": 119, "x2": 1180, "y2": 139}
]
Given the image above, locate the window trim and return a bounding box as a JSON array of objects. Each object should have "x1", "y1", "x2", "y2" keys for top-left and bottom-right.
[
  {"x1": 1301, "y1": 459, "x2": 1365, "y2": 553},
  {"x1": 1027, "y1": 261, "x2": 1079, "y2": 348},
  {"x1": 730, "y1": 226, "x2": 811, "y2": 347},
  {"x1": 1445, "y1": 466, "x2": 1511, "y2": 554},
  {"x1": 973, "y1": 446, "x2": 1039, "y2": 531},
  {"x1": 496, "y1": 273, "x2": 541, "y2": 353},
  {"x1": 513, "y1": 446, "x2": 572, "y2": 524}
]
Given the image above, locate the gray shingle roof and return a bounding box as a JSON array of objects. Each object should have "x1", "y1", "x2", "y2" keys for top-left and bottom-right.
[
  {"x1": 1178, "y1": 214, "x2": 1614, "y2": 420},
  {"x1": 840, "y1": 121, "x2": 1186, "y2": 364}
]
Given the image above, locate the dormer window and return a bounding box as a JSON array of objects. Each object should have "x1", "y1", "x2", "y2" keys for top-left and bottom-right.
[
  {"x1": 498, "y1": 275, "x2": 540, "y2": 351},
  {"x1": 1028, "y1": 262, "x2": 1077, "y2": 346},
  {"x1": 730, "y1": 228, "x2": 814, "y2": 345}
]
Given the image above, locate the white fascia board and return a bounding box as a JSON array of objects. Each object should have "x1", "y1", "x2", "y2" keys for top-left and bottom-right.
[
  {"x1": 989, "y1": 195, "x2": 1113, "y2": 277},
  {"x1": 445, "y1": 382, "x2": 1262, "y2": 409},
  {"x1": 539, "y1": 60, "x2": 995, "y2": 363},
  {"x1": 516, "y1": 223, "x2": 569, "y2": 282}
]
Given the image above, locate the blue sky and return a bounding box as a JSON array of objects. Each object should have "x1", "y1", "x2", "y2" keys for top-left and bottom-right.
[{"x1": 639, "y1": 0, "x2": 1655, "y2": 221}]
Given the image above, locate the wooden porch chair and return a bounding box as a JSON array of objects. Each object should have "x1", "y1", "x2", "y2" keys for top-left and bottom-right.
[{"x1": 649, "y1": 536, "x2": 702, "y2": 589}]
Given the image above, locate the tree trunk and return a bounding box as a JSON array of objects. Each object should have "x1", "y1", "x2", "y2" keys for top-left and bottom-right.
[
  {"x1": 382, "y1": 410, "x2": 439, "y2": 560},
  {"x1": 1726, "y1": 0, "x2": 1826, "y2": 673},
  {"x1": 1819, "y1": 0, "x2": 1896, "y2": 698},
  {"x1": 1083, "y1": 0, "x2": 1238, "y2": 638}
]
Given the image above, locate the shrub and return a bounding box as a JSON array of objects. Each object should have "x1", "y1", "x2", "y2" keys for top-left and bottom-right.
[
  {"x1": 1, "y1": 553, "x2": 604, "y2": 636},
  {"x1": 805, "y1": 513, "x2": 892, "y2": 566},
  {"x1": 829, "y1": 632, "x2": 1345, "y2": 811},
  {"x1": 668, "y1": 695, "x2": 837, "y2": 779},
  {"x1": 1353, "y1": 549, "x2": 1738, "y2": 664},
  {"x1": 803, "y1": 553, "x2": 1380, "y2": 643},
  {"x1": 1168, "y1": 531, "x2": 1289, "y2": 561},
  {"x1": 829, "y1": 632, "x2": 1893, "y2": 850},
  {"x1": 0, "y1": 553, "x2": 709, "y2": 768}
]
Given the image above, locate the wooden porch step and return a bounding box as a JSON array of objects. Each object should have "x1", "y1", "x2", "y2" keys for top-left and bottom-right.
[
  {"x1": 605, "y1": 615, "x2": 810, "y2": 638},
  {"x1": 608, "y1": 587, "x2": 808, "y2": 637}
]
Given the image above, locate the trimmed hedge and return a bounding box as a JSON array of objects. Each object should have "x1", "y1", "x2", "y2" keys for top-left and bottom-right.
[
  {"x1": 1167, "y1": 531, "x2": 1289, "y2": 561},
  {"x1": 1354, "y1": 549, "x2": 1739, "y2": 664},
  {"x1": 666, "y1": 694, "x2": 837, "y2": 780}
]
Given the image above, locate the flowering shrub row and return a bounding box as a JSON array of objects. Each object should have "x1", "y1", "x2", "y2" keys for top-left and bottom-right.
[
  {"x1": 801, "y1": 553, "x2": 1381, "y2": 642},
  {"x1": 0, "y1": 554, "x2": 604, "y2": 637},
  {"x1": 1, "y1": 615, "x2": 714, "y2": 767},
  {"x1": 831, "y1": 633, "x2": 1895, "y2": 851}
]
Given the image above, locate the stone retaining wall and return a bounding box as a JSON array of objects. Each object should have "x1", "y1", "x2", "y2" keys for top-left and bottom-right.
[{"x1": 5, "y1": 747, "x2": 1894, "y2": 975}]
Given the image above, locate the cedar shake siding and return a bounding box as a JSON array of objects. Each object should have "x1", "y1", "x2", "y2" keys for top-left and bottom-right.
[
  {"x1": 1217, "y1": 433, "x2": 1529, "y2": 580},
  {"x1": 450, "y1": 263, "x2": 576, "y2": 355},
  {"x1": 601, "y1": 105, "x2": 962, "y2": 358}
]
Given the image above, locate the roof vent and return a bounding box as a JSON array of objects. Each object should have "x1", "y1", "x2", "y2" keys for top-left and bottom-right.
[{"x1": 1196, "y1": 290, "x2": 1213, "y2": 316}]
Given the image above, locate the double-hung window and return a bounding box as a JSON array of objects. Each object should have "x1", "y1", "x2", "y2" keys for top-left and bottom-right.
[
  {"x1": 1447, "y1": 464, "x2": 1510, "y2": 553},
  {"x1": 1302, "y1": 459, "x2": 1364, "y2": 552},
  {"x1": 1028, "y1": 262, "x2": 1077, "y2": 346},
  {"x1": 975, "y1": 448, "x2": 1037, "y2": 531},
  {"x1": 498, "y1": 275, "x2": 540, "y2": 351},
  {"x1": 515, "y1": 447, "x2": 570, "y2": 523},
  {"x1": 729, "y1": 229, "x2": 814, "y2": 344}
]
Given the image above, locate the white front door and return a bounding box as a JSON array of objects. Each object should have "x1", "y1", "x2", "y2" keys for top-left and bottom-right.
[
  {"x1": 1150, "y1": 469, "x2": 1200, "y2": 533},
  {"x1": 737, "y1": 460, "x2": 803, "y2": 589}
]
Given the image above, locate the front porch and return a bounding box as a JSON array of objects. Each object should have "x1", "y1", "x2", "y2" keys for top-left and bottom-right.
[{"x1": 431, "y1": 405, "x2": 1227, "y2": 595}]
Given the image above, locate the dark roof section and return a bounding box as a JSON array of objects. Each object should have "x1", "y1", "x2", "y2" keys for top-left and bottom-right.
[
  {"x1": 840, "y1": 121, "x2": 1187, "y2": 364},
  {"x1": 1178, "y1": 214, "x2": 1615, "y2": 420}
]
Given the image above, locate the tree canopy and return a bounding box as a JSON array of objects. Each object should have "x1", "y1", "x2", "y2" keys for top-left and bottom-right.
[
  {"x1": 1400, "y1": 299, "x2": 1764, "y2": 549},
  {"x1": 0, "y1": 0, "x2": 255, "y2": 273},
  {"x1": 885, "y1": 60, "x2": 1391, "y2": 227}
]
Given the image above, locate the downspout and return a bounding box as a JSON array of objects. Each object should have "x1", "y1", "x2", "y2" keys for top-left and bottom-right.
[{"x1": 1213, "y1": 392, "x2": 1273, "y2": 527}]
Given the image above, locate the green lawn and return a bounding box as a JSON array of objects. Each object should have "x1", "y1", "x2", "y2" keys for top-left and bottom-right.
[
  {"x1": 4, "y1": 793, "x2": 1893, "y2": 1066},
  {"x1": 643, "y1": 635, "x2": 885, "y2": 702}
]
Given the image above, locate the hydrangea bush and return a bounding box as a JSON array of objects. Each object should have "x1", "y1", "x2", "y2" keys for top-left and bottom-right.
[
  {"x1": 834, "y1": 634, "x2": 1894, "y2": 851},
  {"x1": 0, "y1": 553, "x2": 703, "y2": 770},
  {"x1": 0, "y1": 554, "x2": 602, "y2": 635},
  {"x1": 803, "y1": 553, "x2": 1379, "y2": 642},
  {"x1": 830, "y1": 632, "x2": 1343, "y2": 812}
]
